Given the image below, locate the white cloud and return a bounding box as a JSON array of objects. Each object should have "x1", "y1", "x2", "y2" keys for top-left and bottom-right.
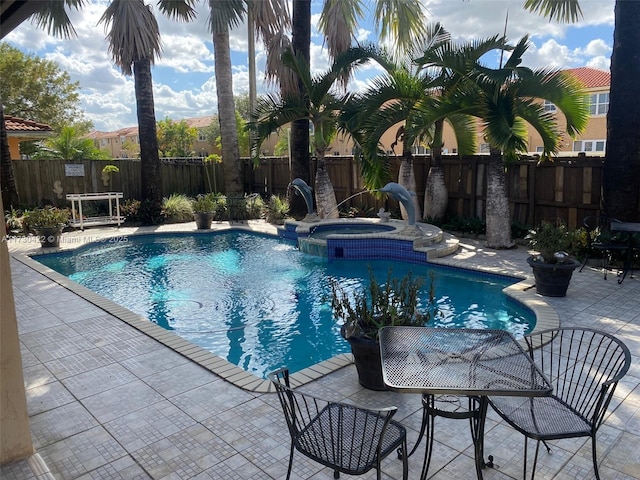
[{"x1": 2, "y1": 0, "x2": 616, "y2": 132}]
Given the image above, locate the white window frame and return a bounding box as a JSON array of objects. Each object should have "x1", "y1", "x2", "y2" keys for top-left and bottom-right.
[
  {"x1": 573, "y1": 139, "x2": 606, "y2": 152},
  {"x1": 543, "y1": 100, "x2": 557, "y2": 112},
  {"x1": 589, "y1": 93, "x2": 609, "y2": 116}
]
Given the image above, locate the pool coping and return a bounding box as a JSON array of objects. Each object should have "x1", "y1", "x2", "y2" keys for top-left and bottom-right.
[{"x1": 13, "y1": 223, "x2": 558, "y2": 393}]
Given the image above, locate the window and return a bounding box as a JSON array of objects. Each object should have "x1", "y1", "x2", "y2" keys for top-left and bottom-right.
[
  {"x1": 480, "y1": 143, "x2": 491, "y2": 154},
  {"x1": 543, "y1": 100, "x2": 557, "y2": 112},
  {"x1": 589, "y1": 93, "x2": 609, "y2": 116},
  {"x1": 536, "y1": 146, "x2": 545, "y2": 153},
  {"x1": 573, "y1": 140, "x2": 606, "y2": 152},
  {"x1": 120, "y1": 136, "x2": 126, "y2": 144},
  {"x1": 198, "y1": 131, "x2": 206, "y2": 142}
]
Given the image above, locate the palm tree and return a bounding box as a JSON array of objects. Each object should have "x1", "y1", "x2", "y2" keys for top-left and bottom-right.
[
  {"x1": 205, "y1": 0, "x2": 245, "y2": 202},
  {"x1": 261, "y1": 0, "x2": 428, "y2": 216},
  {"x1": 426, "y1": 35, "x2": 588, "y2": 248},
  {"x1": 524, "y1": 0, "x2": 640, "y2": 221},
  {"x1": 250, "y1": 46, "x2": 374, "y2": 218},
  {"x1": 346, "y1": 52, "x2": 476, "y2": 222},
  {"x1": 99, "y1": 0, "x2": 196, "y2": 224}
]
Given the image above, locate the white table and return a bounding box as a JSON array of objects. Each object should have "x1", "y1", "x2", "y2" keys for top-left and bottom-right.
[{"x1": 66, "y1": 192, "x2": 124, "y2": 230}]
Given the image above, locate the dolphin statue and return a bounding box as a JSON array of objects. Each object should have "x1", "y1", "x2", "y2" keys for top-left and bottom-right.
[
  {"x1": 379, "y1": 182, "x2": 417, "y2": 225},
  {"x1": 289, "y1": 178, "x2": 314, "y2": 216}
]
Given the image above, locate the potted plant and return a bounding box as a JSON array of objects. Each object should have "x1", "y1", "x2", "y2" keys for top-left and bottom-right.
[
  {"x1": 331, "y1": 269, "x2": 437, "y2": 390},
  {"x1": 23, "y1": 206, "x2": 69, "y2": 248},
  {"x1": 526, "y1": 220, "x2": 582, "y2": 297},
  {"x1": 191, "y1": 194, "x2": 215, "y2": 229}
]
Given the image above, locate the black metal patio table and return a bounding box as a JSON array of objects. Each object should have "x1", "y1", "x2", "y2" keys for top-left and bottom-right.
[
  {"x1": 609, "y1": 221, "x2": 640, "y2": 283},
  {"x1": 378, "y1": 326, "x2": 552, "y2": 480}
]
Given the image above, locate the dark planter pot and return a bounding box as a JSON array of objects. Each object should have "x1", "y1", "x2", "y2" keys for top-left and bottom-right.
[
  {"x1": 527, "y1": 257, "x2": 581, "y2": 297},
  {"x1": 36, "y1": 227, "x2": 62, "y2": 248},
  {"x1": 194, "y1": 212, "x2": 214, "y2": 230},
  {"x1": 342, "y1": 326, "x2": 388, "y2": 391}
]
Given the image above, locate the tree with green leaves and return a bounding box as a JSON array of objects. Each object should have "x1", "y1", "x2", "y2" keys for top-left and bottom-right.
[
  {"x1": 98, "y1": 0, "x2": 196, "y2": 224},
  {"x1": 256, "y1": 0, "x2": 428, "y2": 216},
  {"x1": 32, "y1": 126, "x2": 109, "y2": 160},
  {"x1": 524, "y1": 0, "x2": 640, "y2": 221},
  {"x1": 157, "y1": 118, "x2": 198, "y2": 157},
  {"x1": 422, "y1": 35, "x2": 588, "y2": 248},
  {"x1": 0, "y1": 43, "x2": 89, "y2": 131},
  {"x1": 250, "y1": 46, "x2": 374, "y2": 219}
]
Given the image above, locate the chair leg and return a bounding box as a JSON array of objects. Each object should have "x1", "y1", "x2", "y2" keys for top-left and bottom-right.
[
  {"x1": 286, "y1": 445, "x2": 295, "y2": 480},
  {"x1": 334, "y1": 469, "x2": 340, "y2": 479},
  {"x1": 591, "y1": 437, "x2": 601, "y2": 480},
  {"x1": 401, "y1": 437, "x2": 409, "y2": 480},
  {"x1": 530, "y1": 440, "x2": 542, "y2": 480}
]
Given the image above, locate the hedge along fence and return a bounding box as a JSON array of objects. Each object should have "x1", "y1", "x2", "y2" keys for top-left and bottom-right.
[{"x1": 11, "y1": 154, "x2": 604, "y2": 229}]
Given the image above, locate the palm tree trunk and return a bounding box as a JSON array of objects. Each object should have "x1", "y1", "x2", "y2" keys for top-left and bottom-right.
[
  {"x1": 485, "y1": 148, "x2": 514, "y2": 249},
  {"x1": 314, "y1": 153, "x2": 338, "y2": 219},
  {"x1": 289, "y1": 0, "x2": 311, "y2": 218},
  {"x1": 213, "y1": 24, "x2": 243, "y2": 202},
  {"x1": 603, "y1": 0, "x2": 640, "y2": 221},
  {"x1": 424, "y1": 145, "x2": 448, "y2": 221},
  {"x1": 397, "y1": 134, "x2": 420, "y2": 221},
  {"x1": 0, "y1": 104, "x2": 19, "y2": 210},
  {"x1": 133, "y1": 58, "x2": 162, "y2": 223}
]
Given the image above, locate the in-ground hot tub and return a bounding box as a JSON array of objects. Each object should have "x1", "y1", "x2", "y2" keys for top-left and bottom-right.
[{"x1": 280, "y1": 218, "x2": 454, "y2": 261}]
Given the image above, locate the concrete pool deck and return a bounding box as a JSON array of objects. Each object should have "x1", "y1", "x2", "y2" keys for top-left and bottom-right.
[{"x1": 3, "y1": 220, "x2": 640, "y2": 479}]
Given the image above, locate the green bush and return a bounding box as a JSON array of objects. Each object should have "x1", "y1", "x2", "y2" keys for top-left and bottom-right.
[
  {"x1": 191, "y1": 194, "x2": 216, "y2": 213},
  {"x1": 121, "y1": 199, "x2": 142, "y2": 223},
  {"x1": 163, "y1": 194, "x2": 193, "y2": 223},
  {"x1": 265, "y1": 195, "x2": 289, "y2": 224},
  {"x1": 247, "y1": 195, "x2": 264, "y2": 219},
  {"x1": 22, "y1": 207, "x2": 69, "y2": 231}
]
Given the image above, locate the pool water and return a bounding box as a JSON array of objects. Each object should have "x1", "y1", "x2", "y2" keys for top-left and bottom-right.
[{"x1": 35, "y1": 231, "x2": 534, "y2": 379}]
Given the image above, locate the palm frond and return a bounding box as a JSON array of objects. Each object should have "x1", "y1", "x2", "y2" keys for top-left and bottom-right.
[
  {"x1": 523, "y1": 0, "x2": 583, "y2": 23},
  {"x1": 99, "y1": 0, "x2": 162, "y2": 76},
  {"x1": 207, "y1": 0, "x2": 245, "y2": 34},
  {"x1": 156, "y1": 0, "x2": 197, "y2": 22},
  {"x1": 374, "y1": 0, "x2": 428, "y2": 59},
  {"x1": 319, "y1": 0, "x2": 363, "y2": 59},
  {"x1": 32, "y1": 0, "x2": 84, "y2": 39}
]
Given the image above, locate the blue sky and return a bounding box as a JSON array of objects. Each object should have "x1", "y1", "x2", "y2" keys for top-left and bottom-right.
[{"x1": 4, "y1": 0, "x2": 615, "y2": 132}]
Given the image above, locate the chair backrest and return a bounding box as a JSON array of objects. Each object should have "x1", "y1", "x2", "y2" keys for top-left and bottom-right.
[
  {"x1": 525, "y1": 328, "x2": 631, "y2": 430},
  {"x1": 268, "y1": 368, "x2": 399, "y2": 472}
]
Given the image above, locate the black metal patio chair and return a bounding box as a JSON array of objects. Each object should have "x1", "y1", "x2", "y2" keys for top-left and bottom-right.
[
  {"x1": 268, "y1": 368, "x2": 408, "y2": 480},
  {"x1": 488, "y1": 328, "x2": 631, "y2": 480},
  {"x1": 580, "y1": 215, "x2": 627, "y2": 279}
]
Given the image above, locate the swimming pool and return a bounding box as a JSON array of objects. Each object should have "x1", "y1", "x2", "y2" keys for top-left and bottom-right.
[{"x1": 35, "y1": 230, "x2": 534, "y2": 379}]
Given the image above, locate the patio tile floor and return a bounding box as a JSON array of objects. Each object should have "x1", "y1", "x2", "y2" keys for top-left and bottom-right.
[{"x1": 3, "y1": 222, "x2": 639, "y2": 479}]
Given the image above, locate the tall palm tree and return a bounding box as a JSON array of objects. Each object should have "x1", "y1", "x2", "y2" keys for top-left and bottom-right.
[
  {"x1": 250, "y1": 46, "x2": 374, "y2": 218},
  {"x1": 429, "y1": 35, "x2": 589, "y2": 248},
  {"x1": 205, "y1": 0, "x2": 245, "y2": 202},
  {"x1": 99, "y1": 0, "x2": 196, "y2": 224},
  {"x1": 524, "y1": 0, "x2": 640, "y2": 221}
]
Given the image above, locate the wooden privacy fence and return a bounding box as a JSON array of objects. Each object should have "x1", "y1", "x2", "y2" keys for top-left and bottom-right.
[{"x1": 11, "y1": 154, "x2": 604, "y2": 229}]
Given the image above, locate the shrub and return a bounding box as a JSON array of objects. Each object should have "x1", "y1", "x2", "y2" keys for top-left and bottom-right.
[
  {"x1": 247, "y1": 195, "x2": 264, "y2": 219},
  {"x1": 163, "y1": 194, "x2": 193, "y2": 223},
  {"x1": 265, "y1": 195, "x2": 290, "y2": 224},
  {"x1": 191, "y1": 194, "x2": 216, "y2": 213},
  {"x1": 121, "y1": 199, "x2": 142, "y2": 223},
  {"x1": 22, "y1": 207, "x2": 69, "y2": 231}
]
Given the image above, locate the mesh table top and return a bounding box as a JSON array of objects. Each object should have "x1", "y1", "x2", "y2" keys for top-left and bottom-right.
[{"x1": 379, "y1": 327, "x2": 552, "y2": 396}]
